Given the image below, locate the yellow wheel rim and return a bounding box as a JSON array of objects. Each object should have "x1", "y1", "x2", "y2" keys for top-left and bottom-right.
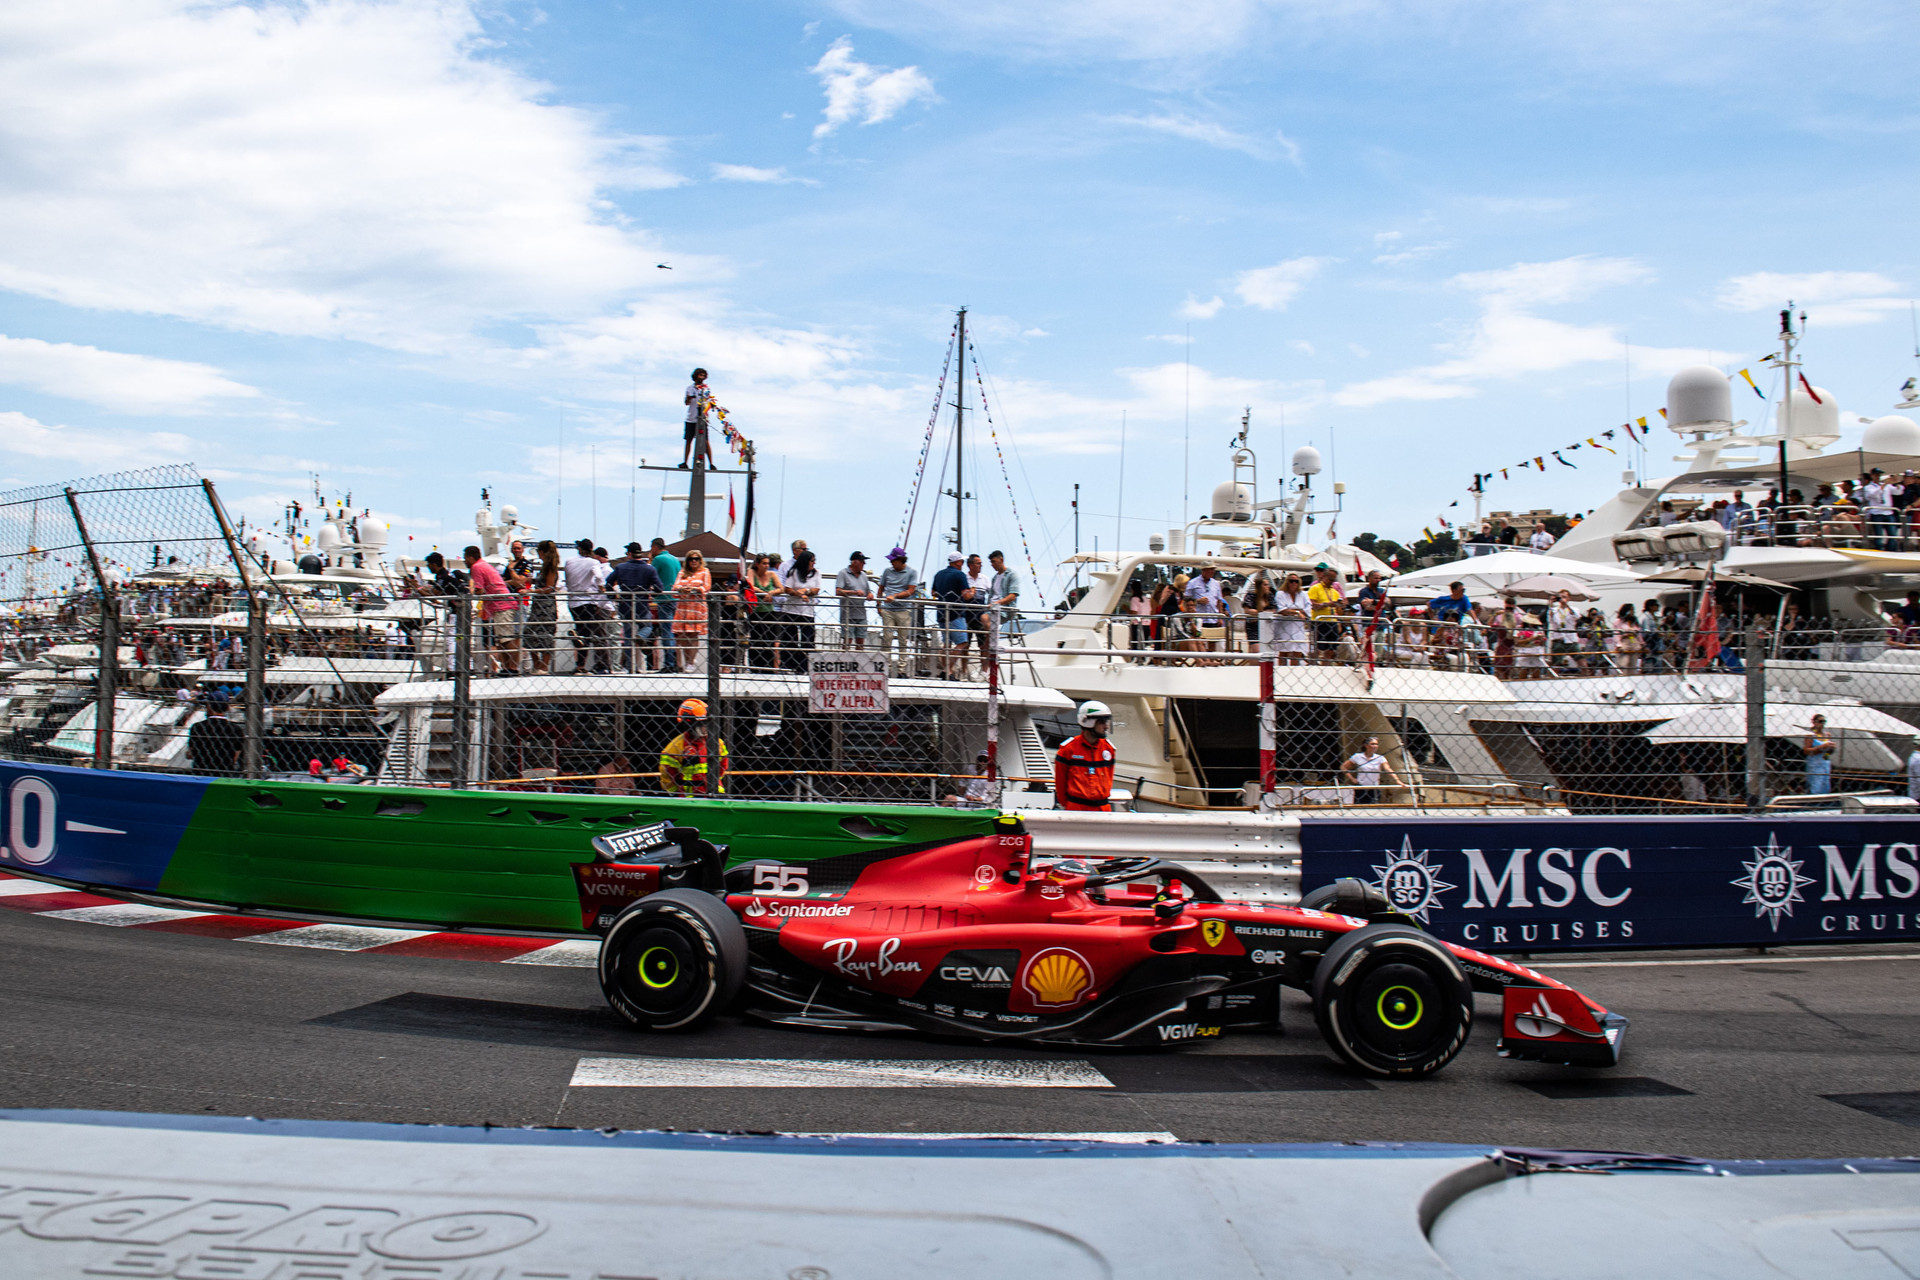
[
  {"x1": 638, "y1": 946, "x2": 680, "y2": 990},
  {"x1": 1376, "y1": 985, "x2": 1423, "y2": 1031}
]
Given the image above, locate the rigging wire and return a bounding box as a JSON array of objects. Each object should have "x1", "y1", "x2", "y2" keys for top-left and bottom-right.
[
  {"x1": 898, "y1": 321, "x2": 959, "y2": 550},
  {"x1": 968, "y1": 342, "x2": 1041, "y2": 589}
]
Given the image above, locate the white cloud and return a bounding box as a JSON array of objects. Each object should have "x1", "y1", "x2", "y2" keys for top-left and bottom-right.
[
  {"x1": 710, "y1": 163, "x2": 817, "y2": 185},
  {"x1": 1178, "y1": 295, "x2": 1224, "y2": 320},
  {"x1": 1717, "y1": 270, "x2": 1907, "y2": 327},
  {"x1": 1373, "y1": 244, "x2": 1445, "y2": 266},
  {"x1": 0, "y1": 0, "x2": 688, "y2": 354},
  {"x1": 0, "y1": 335, "x2": 262, "y2": 415},
  {"x1": 810, "y1": 37, "x2": 939, "y2": 140},
  {"x1": 1234, "y1": 256, "x2": 1331, "y2": 310},
  {"x1": 1104, "y1": 112, "x2": 1299, "y2": 163},
  {"x1": 1331, "y1": 255, "x2": 1677, "y2": 407},
  {"x1": 0, "y1": 410, "x2": 195, "y2": 469}
]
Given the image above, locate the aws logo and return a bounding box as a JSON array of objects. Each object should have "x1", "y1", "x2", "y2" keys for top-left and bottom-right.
[{"x1": 1021, "y1": 947, "x2": 1093, "y2": 1007}]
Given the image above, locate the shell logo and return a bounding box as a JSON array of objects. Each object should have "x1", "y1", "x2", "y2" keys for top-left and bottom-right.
[{"x1": 1021, "y1": 947, "x2": 1093, "y2": 1007}]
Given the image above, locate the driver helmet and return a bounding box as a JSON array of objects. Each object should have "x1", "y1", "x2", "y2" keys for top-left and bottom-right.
[
  {"x1": 677, "y1": 697, "x2": 708, "y2": 720},
  {"x1": 1077, "y1": 699, "x2": 1113, "y2": 728}
]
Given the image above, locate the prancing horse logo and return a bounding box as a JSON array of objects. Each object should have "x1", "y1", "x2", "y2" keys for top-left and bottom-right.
[{"x1": 1201, "y1": 919, "x2": 1227, "y2": 947}]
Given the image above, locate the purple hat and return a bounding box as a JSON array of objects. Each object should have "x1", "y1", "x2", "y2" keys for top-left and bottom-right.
[{"x1": 887, "y1": 546, "x2": 909, "y2": 560}]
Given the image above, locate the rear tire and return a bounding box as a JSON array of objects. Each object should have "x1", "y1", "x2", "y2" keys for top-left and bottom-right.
[
  {"x1": 1311, "y1": 925, "x2": 1471, "y2": 1078},
  {"x1": 598, "y1": 889, "x2": 747, "y2": 1031}
]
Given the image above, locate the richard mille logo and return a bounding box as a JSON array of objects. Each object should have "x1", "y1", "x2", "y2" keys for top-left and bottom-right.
[
  {"x1": 1733, "y1": 834, "x2": 1816, "y2": 932},
  {"x1": 1372, "y1": 837, "x2": 1456, "y2": 924}
]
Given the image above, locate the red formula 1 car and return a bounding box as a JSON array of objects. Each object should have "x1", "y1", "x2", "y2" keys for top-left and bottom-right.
[{"x1": 573, "y1": 815, "x2": 1627, "y2": 1077}]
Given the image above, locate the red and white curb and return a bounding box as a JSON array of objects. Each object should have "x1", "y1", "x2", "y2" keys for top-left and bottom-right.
[{"x1": 0, "y1": 872, "x2": 596, "y2": 966}]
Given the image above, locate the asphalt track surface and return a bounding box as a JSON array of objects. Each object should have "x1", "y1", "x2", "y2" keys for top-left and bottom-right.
[{"x1": 4, "y1": 904, "x2": 1919, "y2": 1159}]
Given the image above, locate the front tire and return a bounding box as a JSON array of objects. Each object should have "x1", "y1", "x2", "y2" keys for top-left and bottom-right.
[
  {"x1": 598, "y1": 889, "x2": 746, "y2": 1031},
  {"x1": 1311, "y1": 925, "x2": 1472, "y2": 1078}
]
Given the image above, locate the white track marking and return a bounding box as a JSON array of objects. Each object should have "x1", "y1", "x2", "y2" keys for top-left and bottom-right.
[
  {"x1": 36, "y1": 903, "x2": 210, "y2": 926},
  {"x1": 1539, "y1": 953, "x2": 1920, "y2": 970},
  {"x1": 784, "y1": 1131, "x2": 1178, "y2": 1142},
  {"x1": 63, "y1": 821, "x2": 124, "y2": 835},
  {"x1": 504, "y1": 940, "x2": 601, "y2": 967},
  {"x1": 242, "y1": 924, "x2": 431, "y2": 951},
  {"x1": 0, "y1": 878, "x2": 67, "y2": 897},
  {"x1": 570, "y1": 1057, "x2": 1114, "y2": 1089}
]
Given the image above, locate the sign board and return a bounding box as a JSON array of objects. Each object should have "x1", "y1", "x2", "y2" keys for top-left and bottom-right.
[
  {"x1": 808, "y1": 652, "x2": 890, "y2": 714},
  {"x1": 1299, "y1": 814, "x2": 1920, "y2": 953}
]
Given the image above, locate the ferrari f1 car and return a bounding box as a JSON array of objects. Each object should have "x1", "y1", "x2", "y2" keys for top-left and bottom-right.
[{"x1": 572, "y1": 814, "x2": 1627, "y2": 1077}]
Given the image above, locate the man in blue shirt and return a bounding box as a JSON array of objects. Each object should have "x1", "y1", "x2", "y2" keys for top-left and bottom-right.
[
  {"x1": 930, "y1": 552, "x2": 972, "y2": 680},
  {"x1": 1428, "y1": 581, "x2": 1476, "y2": 665},
  {"x1": 609, "y1": 542, "x2": 663, "y2": 671}
]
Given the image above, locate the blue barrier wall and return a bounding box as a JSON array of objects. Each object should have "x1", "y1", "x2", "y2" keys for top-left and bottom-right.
[{"x1": 1299, "y1": 815, "x2": 1920, "y2": 951}]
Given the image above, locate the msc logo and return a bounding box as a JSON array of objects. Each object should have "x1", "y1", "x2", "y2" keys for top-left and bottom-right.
[
  {"x1": 1732, "y1": 835, "x2": 1817, "y2": 931},
  {"x1": 1201, "y1": 919, "x2": 1227, "y2": 947},
  {"x1": 1155, "y1": 1023, "x2": 1221, "y2": 1041},
  {"x1": 1370, "y1": 838, "x2": 1455, "y2": 923},
  {"x1": 1021, "y1": 948, "x2": 1093, "y2": 1007}
]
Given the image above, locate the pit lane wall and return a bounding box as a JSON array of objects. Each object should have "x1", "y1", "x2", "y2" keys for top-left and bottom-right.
[
  {"x1": 0, "y1": 759, "x2": 997, "y2": 934},
  {"x1": 1299, "y1": 815, "x2": 1920, "y2": 952}
]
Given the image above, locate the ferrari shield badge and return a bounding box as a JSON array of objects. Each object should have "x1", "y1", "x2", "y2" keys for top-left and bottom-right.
[{"x1": 1201, "y1": 919, "x2": 1227, "y2": 947}]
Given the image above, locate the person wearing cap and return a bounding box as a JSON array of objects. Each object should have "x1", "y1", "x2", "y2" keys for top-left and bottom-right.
[
  {"x1": 931, "y1": 551, "x2": 972, "y2": 679},
  {"x1": 608, "y1": 542, "x2": 663, "y2": 672},
  {"x1": 1307, "y1": 563, "x2": 1346, "y2": 663},
  {"x1": 659, "y1": 697, "x2": 728, "y2": 796},
  {"x1": 836, "y1": 551, "x2": 875, "y2": 650},
  {"x1": 877, "y1": 547, "x2": 921, "y2": 676},
  {"x1": 680, "y1": 368, "x2": 715, "y2": 469}
]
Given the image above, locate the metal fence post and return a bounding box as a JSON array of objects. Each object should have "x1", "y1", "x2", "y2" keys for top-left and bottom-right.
[
  {"x1": 706, "y1": 591, "x2": 724, "y2": 788},
  {"x1": 985, "y1": 602, "x2": 1000, "y2": 790},
  {"x1": 1745, "y1": 619, "x2": 1767, "y2": 811},
  {"x1": 63, "y1": 487, "x2": 115, "y2": 770},
  {"x1": 450, "y1": 599, "x2": 473, "y2": 788},
  {"x1": 245, "y1": 591, "x2": 267, "y2": 778}
]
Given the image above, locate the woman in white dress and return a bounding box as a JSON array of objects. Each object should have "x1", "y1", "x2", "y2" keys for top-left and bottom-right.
[{"x1": 1271, "y1": 572, "x2": 1311, "y2": 664}]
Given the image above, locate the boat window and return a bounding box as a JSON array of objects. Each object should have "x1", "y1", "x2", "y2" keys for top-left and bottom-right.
[{"x1": 1386, "y1": 716, "x2": 1452, "y2": 773}]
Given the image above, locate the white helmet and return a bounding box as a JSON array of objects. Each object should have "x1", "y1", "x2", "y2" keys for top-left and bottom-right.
[{"x1": 1077, "y1": 699, "x2": 1113, "y2": 727}]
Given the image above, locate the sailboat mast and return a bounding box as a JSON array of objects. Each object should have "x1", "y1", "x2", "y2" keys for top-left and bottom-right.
[{"x1": 953, "y1": 307, "x2": 967, "y2": 552}]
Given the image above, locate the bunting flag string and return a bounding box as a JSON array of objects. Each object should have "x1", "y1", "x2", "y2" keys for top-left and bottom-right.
[{"x1": 1739, "y1": 368, "x2": 1765, "y2": 398}]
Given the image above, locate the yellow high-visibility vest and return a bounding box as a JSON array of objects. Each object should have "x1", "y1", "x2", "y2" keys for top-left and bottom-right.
[{"x1": 659, "y1": 733, "x2": 728, "y2": 795}]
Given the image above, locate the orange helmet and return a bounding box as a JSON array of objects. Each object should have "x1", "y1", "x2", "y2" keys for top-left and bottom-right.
[{"x1": 677, "y1": 697, "x2": 708, "y2": 720}]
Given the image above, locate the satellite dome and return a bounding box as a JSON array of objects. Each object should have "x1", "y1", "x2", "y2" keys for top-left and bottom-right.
[
  {"x1": 1863, "y1": 414, "x2": 1920, "y2": 456},
  {"x1": 313, "y1": 521, "x2": 342, "y2": 552},
  {"x1": 1780, "y1": 384, "x2": 1841, "y2": 443},
  {"x1": 474, "y1": 507, "x2": 493, "y2": 531},
  {"x1": 499, "y1": 504, "x2": 519, "y2": 523},
  {"x1": 1666, "y1": 366, "x2": 1731, "y2": 430},
  {"x1": 1210, "y1": 480, "x2": 1253, "y2": 522},
  {"x1": 358, "y1": 521, "x2": 390, "y2": 549},
  {"x1": 1291, "y1": 445, "x2": 1323, "y2": 477}
]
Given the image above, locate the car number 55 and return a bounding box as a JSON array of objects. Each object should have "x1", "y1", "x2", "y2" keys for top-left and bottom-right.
[{"x1": 753, "y1": 865, "x2": 810, "y2": 897}]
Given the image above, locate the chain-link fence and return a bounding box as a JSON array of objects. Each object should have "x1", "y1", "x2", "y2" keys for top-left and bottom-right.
[
  {"x1": 4, "y1": 474, "x2": 1915, "y2": 820},
  {"x1": 1027, "y1": 582, "x2": 1920, "y2": 815},
  {"x1": 374, "y1": 586, "x2": 1023, "y2": 807}
]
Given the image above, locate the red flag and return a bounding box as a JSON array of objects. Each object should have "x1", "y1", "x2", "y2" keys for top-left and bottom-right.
[
  {"x1": 727, "y1": 485, "x2": 737, "y2": 537},
  {"x1": 1797, "y1": 374, "x2": 1822, "y2": 404},
  {"x1": 1688, "y1": 579, "x2": 1721, "y2": 671}
]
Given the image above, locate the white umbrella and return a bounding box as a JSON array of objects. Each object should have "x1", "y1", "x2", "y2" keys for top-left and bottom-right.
[
  {"x1": 1643, "y1": 702, "x2": 1919, "y2": 771},
  {"x1": 1391, "y1": 550, "x2": 1642, "y2": 596}
]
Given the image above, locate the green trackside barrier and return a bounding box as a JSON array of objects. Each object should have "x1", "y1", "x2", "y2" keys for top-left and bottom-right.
[{"x1": 158, "y1": 779, "x2": 1000, "y2": 935}]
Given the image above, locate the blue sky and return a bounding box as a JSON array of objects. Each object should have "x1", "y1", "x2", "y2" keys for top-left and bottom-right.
[{"x1": 1, "y1": 0, "x2": 1916, "y2": 596}]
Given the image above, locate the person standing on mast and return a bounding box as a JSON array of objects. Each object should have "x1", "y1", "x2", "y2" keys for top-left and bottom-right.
[{"x1": 681, "y1": 368, "x2": 716, "y2": 470}]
